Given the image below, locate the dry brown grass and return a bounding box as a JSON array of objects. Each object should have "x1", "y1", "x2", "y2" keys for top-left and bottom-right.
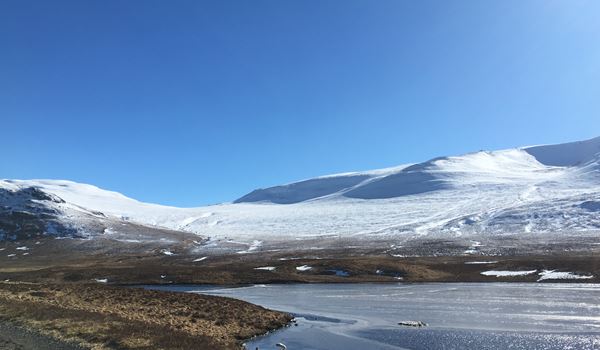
[
  {"x1": 2, "y1": 249, "x2": 599, "y2": 285},
  {"x1": 0, "y1": 282, "x2": 291, "y2": 350}
]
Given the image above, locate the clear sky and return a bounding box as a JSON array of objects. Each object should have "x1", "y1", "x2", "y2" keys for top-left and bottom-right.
[{"x1": 1, "y1": 1, "x2": 599, "y2": 206}]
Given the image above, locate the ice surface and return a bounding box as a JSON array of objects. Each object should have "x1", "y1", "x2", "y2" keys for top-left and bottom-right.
[{"x1": 151, "y1": 283, "x2": 600, "y2": 350}]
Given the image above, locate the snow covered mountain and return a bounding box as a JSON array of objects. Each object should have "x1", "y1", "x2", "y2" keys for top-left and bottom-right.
[
  {"x1": 1, "y1": 136, "x2": 599, "y2": 248},
  {"x1": 236, "y1": 136, "x2": 600, "y2": 204}
]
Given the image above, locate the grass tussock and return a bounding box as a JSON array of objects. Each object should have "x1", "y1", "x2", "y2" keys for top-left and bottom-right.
[{"x1": 0, "y1": 282, "x2": 292, "y2": 350}]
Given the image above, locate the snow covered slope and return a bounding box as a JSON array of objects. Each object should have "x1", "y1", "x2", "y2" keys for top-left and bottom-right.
[
  {"x1": 1, "y1": 136, "x2": 599, "y2": 245},
  {"x1": 0, "y1": 179, "x2": 203, "y2": 243},
  {"x1": 234, "y1": 146, "x2": 585, "y2": 204},
  {"x1": 524, "y1": 136, "x2": 600, "y2": 167}
]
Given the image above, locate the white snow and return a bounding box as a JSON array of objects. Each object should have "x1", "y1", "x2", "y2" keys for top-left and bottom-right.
[
  {"x1": 236, "y1": 240, "x2": 262, "y2": 254},
  {"x1": 15, "y1": 246, "x2": 29, "y2": 251},
  {"x1": 296, "y1": 265, "x2": 312, "y2": 272},
  {"x1": 481, "y1": 270, "x2": 537, "y2": 277},
  {"x1": 178, "y1": 213, "x2": 213, "y2": 229},
  {"x1": 254, "y1": 266, "x2": 276, "y2": 271},
  {"x1": 116, "y1": 239, "x2": 141, "y2": 243},
  {"x1": 162, "y1": 250, "x2": 175, "y2": 256},
  {"x1": 193, "y1": 256, "x2": 208, "y2": 262},
  {"x1": 94, "y1": 278, "x2": 108, "y2": 283},
  {"x1": 464, "y1": 261, "x2": 498, "y2": 264},
  {"x1": 2, "y1": 136, "x2": 600, "y2": 245},
  {"x1": 524, "y1": 136, "x2": 600, "y2": 167},
  {"x1": 537, "y1": 270, "x2": 594, "y2": 281},
  {"x1": 7, "y1": 254, "x2": 16, "y2": 257}
]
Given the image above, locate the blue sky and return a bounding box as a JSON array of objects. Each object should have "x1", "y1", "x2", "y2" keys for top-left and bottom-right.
[{"x1": 1, "y1": 1, "x2": 599, "y2": 206}]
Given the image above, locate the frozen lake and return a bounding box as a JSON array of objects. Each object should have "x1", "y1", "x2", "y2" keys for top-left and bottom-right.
[{"x1": 147, "y1": 283, "x2": 600, "y2": 350}]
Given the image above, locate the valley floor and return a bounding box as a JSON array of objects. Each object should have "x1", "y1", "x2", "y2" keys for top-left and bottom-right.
[
  {"x1": 0, "y1": 237, "x2": 598, "y2": 349},
  {"x1": 1, "y1": 236, "x2": 598, "y2": 285}
]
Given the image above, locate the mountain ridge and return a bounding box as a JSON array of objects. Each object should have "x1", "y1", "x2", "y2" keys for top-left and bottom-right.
[
  {"x1": 234, "y1": 136, "x2": 600, "y2": 204},
  {"x1": 1, "y1": 136, "x2": 599, "y2": 247}
]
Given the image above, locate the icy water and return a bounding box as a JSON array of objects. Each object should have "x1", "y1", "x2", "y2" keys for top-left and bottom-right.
[{"x1": 147, "y1": 283, "x2": 600, "y2": 350}]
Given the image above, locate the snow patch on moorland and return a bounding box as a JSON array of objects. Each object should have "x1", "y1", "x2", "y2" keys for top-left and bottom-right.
[
  {"x1": 481, "y1": 270, "x2": 537, "y2": 277},
  {"x1": 537, "y1": 270, "x2": 594, "y2": 281},
  {"x1": 254, "y1": 266, "x2": 276, "y2": 271},
  {"x1": 296, "y1": 265, "x2": 312, "y2": 272}
]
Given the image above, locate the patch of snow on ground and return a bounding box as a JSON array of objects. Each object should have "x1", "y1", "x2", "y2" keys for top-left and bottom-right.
[
  {"x1": 537, "y1": 270, "x2": 594, "y2": 281},
  {"x1": 481, "y1": 270, "x2": 537, "y2": 277},
  {"x1": 15, "y1": 246, "x2": 29, "y2": 251},
  {"x1": 162, "y1": 250, "x2": 175, "y2": 256},
  {"x1": 94, "y1": 278, "x2": 108, "y2": 283},
  {"x1": 464, "y1": 241, "x2": 484, "y2": 255},
  {"x1": 236, "y1": 240, "x2": 262, "y2": 254},
  {"x1": 465, "y1": 261, "x2": 498, "y2": 264},
  {"x1": 193, "y1": 257, "x2": 208, "y2": 262},
  {"x1": 254, "y1": 266, "x2": 276, "y2": 271},
  {"x1": 116, "y1": 239, "x2": 142, "y2": 243},
  {"x1": 296, "y1": 265, "x2": 312, "y2": 272}
]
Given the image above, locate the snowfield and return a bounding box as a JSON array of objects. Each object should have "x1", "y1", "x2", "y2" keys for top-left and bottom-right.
[{"x1": 1, "y1": 136, "x2": 600, "y2": 248}]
